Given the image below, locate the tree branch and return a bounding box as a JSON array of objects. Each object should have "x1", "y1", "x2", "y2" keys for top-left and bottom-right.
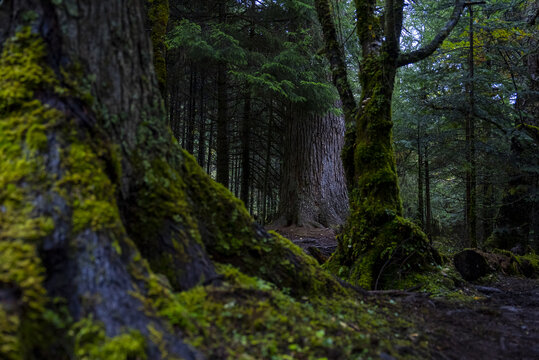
[
  {"x1": 385, "y1": 0, "x2": 405, "y2": 59},
  {"x1": 396, "y1": 0, "x2": 465, "y2": 67},
  {"x1": 314, "y1": 0, "x2": 357, "y2": 122}
]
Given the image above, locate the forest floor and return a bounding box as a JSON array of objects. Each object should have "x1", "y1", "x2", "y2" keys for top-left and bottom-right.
[{"x1": 270, "y1": 226, "x2": 539, "y2": 360}]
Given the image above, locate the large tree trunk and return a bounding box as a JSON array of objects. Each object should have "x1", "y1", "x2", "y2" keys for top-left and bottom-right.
[
  {"x1": 316, "y1": 0, "x2": 463, "y2": 289},
  {"x1": 0, "y1": 1, "x2": 343, "y2": 358},
  {"x1": 275, "y1": 107, "x2": 349, "y2": 228}
]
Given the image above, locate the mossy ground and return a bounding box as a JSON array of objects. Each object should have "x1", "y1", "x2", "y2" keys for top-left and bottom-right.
[{"x1": 154, "y1": 264, "x2": 428, "y2": 360}]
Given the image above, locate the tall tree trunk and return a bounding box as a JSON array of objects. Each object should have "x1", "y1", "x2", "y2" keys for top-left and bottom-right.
[
  {"x1": 262, "y1": 99, "x2": 274, "y2": 224},
  {"x1": 185, "y1": 65, "x2": 196, "y2": 154},
  {"x1": 240, "y1": 92, "x2": 251, "y2": 206},
  {"x1": 465, "y1": 6, "x2": 477, "y2": 247},
  {"x1": 316, "y1": 0, "x2": 464, "y2": 288},
  {"x1": 274, "y1": 107, "x2": 349, "y2": 228},
  {"x1": 216, "y1": 0, "x2": 229, "y2": 187},
  {"x1": 197, "y1": 71, "x2": 206, "y2": 168},
  {"x1": 0, "y1": 1, "x2": 343, "y2": 358},
  {"x1": 425, "y1": 143, "x2": 432, "y2": 239},
  {"x1": 417, "y1": 122, "x2": 424, "y2": 227}
]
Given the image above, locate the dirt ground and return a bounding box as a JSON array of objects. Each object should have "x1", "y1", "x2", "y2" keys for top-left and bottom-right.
[{"x1": 270, "y1": 226, "x2": 539, "y2": 360}]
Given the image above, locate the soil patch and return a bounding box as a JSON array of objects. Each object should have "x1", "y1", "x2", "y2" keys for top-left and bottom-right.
[
  {"x1": 266, "y1": 226, "x2": 338, "y2": 257},
  {"x1": 392, "y1": 276, "x2": 539, "y2": 359},
  {"x1": 268, "y1": 226, "x2": 539, "y2": 359}
]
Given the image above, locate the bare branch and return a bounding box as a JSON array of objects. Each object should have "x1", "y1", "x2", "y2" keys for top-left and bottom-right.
[{"x1": 396, "y1": 0, "x2": 466, "y2": 67}]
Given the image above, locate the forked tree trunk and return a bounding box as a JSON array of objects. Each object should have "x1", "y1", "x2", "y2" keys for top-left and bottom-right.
[
  {"x1": 0, "y1": 1, "x2": 343, "y2": 358},
  {"x1": 275, "y1": 108, "x2": 349, "y2": 228},
  {"x1": 316, "y1": 0, "x2": 464, "y2": 288}
]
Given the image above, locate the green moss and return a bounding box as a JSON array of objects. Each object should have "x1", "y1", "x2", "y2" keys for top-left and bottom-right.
[
  {"x1": 0, "y1": 241, "x2": 47, "y2": 359},
  {"x1": 491, "y1": 249, "x2": 539, "y2": 277},
  {"x1": 153, "y1": 264, "x2": 426, "y2": 359},
  {"x1": 327, "y1": 213, "x2": 437, "y2": 289},
  {"x1": 0, "y1": 27, "x2": 62, "y2": 359},
  {"x1": 69, "y1": 316, "x2": 147, "y2": 360},
  {"x1": 326, "y1": 52, "x2": 436, "y2": 289},
  {"x1": 59, "y1": 141, "x2": 121, "y2": 234}
]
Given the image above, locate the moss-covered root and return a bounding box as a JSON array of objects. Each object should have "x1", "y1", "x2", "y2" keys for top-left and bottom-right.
[
  {"x1": 326, "y1": 214, "x2": 440, "y2": 290},
  {"x1": 178, "y1": 150, "x2": 346, "y2": 298}
]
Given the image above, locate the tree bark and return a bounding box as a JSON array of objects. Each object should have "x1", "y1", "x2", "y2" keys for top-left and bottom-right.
[
  {"x1": 275, "y1": 107, "x2": 349, "y2": 228},
  {"x1": 0, "y1": 1, "x2": 344, "y2": 357},
  {"x1": 417, "y1": 123, "x2": 424, "y2": 227},
  {"x1": 465, "y1": 6, "x2": 477, "y2": 247},
  {"x1": 240, "y1": 92, "x2": 251, "y2": 206},
  {"x1": 425, "y1": 143, "x2": 432, "y2": 239}
]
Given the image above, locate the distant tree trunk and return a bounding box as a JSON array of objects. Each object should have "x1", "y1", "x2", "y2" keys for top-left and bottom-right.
[
  {"x1": 425, "y1": 143, "x2": 432, "y2": 239},
  {"x1": 465, "y1": 6, "x2": 477, "y2": 247},
  {"x1": 207, "y1": 115, "x2": 214, "y2": 174},
  {"x1": 240, "y1": 92, "x2": 251, "y2": 206},
  {"x1": 274, "y1": 107, "x2": 349, "y2": 228},
  {"x1": 197, "y1": 71, "x2": 206, "y2": 168},
  {"x1": 185, "y1": 65, "x2": 196, "y2": 154},
  {"x1": 262, "y1": 99, "x2": 274, "y2": 224},
  {"x1": 417, "y1": 123, "x2": 424, "y2": 227},
  {"x1": 216, "y1": 0, "x2": 229, "y2": 187},
  {"x1": 0, "y1": 1, "x2": 343, "y2": 358}
]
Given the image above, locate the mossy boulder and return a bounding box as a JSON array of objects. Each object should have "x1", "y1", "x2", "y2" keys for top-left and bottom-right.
[{"x1": 453, "y1": 249, "x2": 539, "y2": 281}]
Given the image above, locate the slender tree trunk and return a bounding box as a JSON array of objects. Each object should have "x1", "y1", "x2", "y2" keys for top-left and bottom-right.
[
  {"x1": 216, "y1": 0, "x2": 229, "y2": 187},
  {"x1": 465, "y1": 6, "x2": 477, "y2": 247},
  {"x1": 417, "y1": 122, "x2": 424, "y2": 227},
  {"x1": 262, "y1": 99, "x2": 274, "y2": 224},
  {"x1": 207, "y1": 115, "x2": 214, "y2": 175},
  {"x1": 274, "y1": 107, "x2": 349, "y2": 228},
  {"x1": 425, "y1": 143, "x2": 432, "y2": 239},
  {"x1": 185, "y1": 65, "x2": 196, "y2": 154},
  {"x1": 240, "y1": 92, "x2": 251, "y2": 206},
  {"x1": 197, "y1": 71, "x2": 206, "y2": 168}
]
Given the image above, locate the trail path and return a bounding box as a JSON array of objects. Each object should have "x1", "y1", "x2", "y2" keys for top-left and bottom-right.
[{"x1": 271, "y1": 226, "x2": 539, "y2": 360}]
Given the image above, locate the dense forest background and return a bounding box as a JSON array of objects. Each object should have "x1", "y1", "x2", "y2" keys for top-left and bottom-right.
[
  {"x1": 0, "y1": 0, "x2": 538, "y2": 359},
  {"x1": 167, "y1": 0, "x2": 537, "y2": 251}
]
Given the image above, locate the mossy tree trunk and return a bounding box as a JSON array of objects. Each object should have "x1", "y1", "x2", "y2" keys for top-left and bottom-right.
[
  {"x1": 315, "y1": 0, "x2": 465, "y2": 288},
  {"x1": 0, "y1": 1, "x2": 344, "y2": 358}
]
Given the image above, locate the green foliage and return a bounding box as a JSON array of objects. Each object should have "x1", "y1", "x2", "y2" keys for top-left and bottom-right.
[
  {"x1": 167, "y1": 1, "x2": 336, "y2": 114},
  {"x1": 167, "y1": 19, "x2": 247, "y2": 66}
]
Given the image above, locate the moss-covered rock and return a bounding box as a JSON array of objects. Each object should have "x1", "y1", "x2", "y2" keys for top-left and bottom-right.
[{"x1": 453, "y1": 249, "x2": 539, "y2": 280}]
